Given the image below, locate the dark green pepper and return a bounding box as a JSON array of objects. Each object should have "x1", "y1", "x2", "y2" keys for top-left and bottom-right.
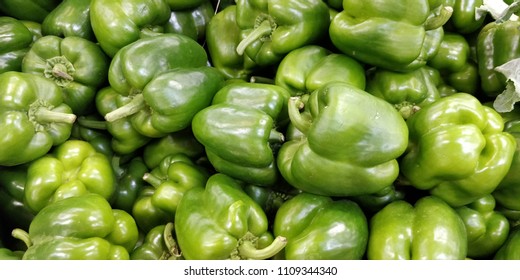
[
  {"x1": 41, "y1": 0, "x2": 95, "y2": 41},
  {"x1": 277, "y1": 82, "x2": 408, "y2": 197},
  {"x1": 273, "y1": 193, "x2": 368, "y2": 260},
  {"x1": 165, "y1": 0, "x2": 214, "y2": 43},
  {"x1": 0, "y1": 165, "x2": 35, "y2": 232},
  {"x1": 0, "y1": 71, "x2": 76, "y2": 166},
  {"x1": 110, "y1": 156, "x2": 149, "y2": 214},
  {"x1": 447, "y1": 0, "x2": 486, "y2": 34},
  {"x1": 70, "y1": 115, "x2": 114, "y2": 158},
  {"x1": 235, "y1": 0, "x2": 330, "y2": 66},
  {"x1": 0, "y1": 16, "x2": 34, "y2": 73},
  {"x1": 13, "y1": 193, "x2": 138, "y2": 260},
  {"x1": 130, "y1": 223, "x2": 181, "y2": 260},
  {"x1": 0, "y1": 0, "x2": 61, "y2": 23},
  {"x1": 22, "y1": 35, "x2": 110, "y2": 115},
  {"x1": 175, "y1": 173, "x2": 287, "y2": 260},
  {"x1": 368, "y1": 196, "x2": 467, "y2": 260}
]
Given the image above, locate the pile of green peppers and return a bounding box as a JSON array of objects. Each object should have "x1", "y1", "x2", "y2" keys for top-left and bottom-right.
[{"x1": 3, "y1": 0, "x2": 520, "y2": 260}]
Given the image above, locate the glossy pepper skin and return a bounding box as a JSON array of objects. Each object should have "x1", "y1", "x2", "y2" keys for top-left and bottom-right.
[
  {"x1": 24, "y1": 140, "x2": 116, "y2": 214},
  {"x1": 130, "y1": 223, "x2": 181, "y2": 260},
  {"x1": 235, "y1": 0, "x2": 330, "y2": 66},
  {"x1": 132, "y1": 154, "x2": 209, "y2": 232},
  {"x1": 110, "y1": 156, "x2": 148, "y2": 214},
  {"x1": 277, "y1": 82, "x2": 408, "y2": 197},
  {"x1": 368, "y1": 196, "x2": 467, "y2": 260},
  {"x1": 0, "y1": 71, "x2": 76, "y2": 166},
  {"x1": 456, "y1": 194, "x2": 510, "y2": 259},
  {"x1": 400, "y1": 93, "x2": 516, "y2": 207},
  {"x1": 0, "y1": 165, "x2": 35, "y2": 232},
  {"x1": 192, "y1": 82, "x2": 290, "y2": 186},
  {"x1": 477, "y1": 20, "x2": 520, "y2": 96},
  {"x1": 104, "y1": 66, "x2": 224, "y2": 138},
  {"x1": 14, "y1": 193, "x2": 138, "y2": 260},
  {"x1": 494, "y1": 226, "x2": 520, "y2": 259},
  {"x1": 330, "y1": 0, "x2": 451, "y2": 72},
  {"x1": 0, "y1": 17, "x2": 35, "y2": 73},
  {"x1": 273, "y1": 193, "x2": 368, "y2": 260},
  {"x1": 95, "y1": 87, "x2": 151, "y2": 155},
  {"x1": 175, "y1": 173, "x2": 287, "y2": 260},
  {"x1": 427, "y1": 32, "x2": 479, "y2": 95},
  {"x1": 166, "y1": 0, "x2": 214, "y2": 43},
  {"x1": 366, "y1": 66, "x2": 442, "y2": 119},
  {"x1": 22, "y1": 35, "x2": 110, "y2": 115},
  {"x1": 41, "y1": 0, "x2": 95, "y2": 41},
  {"x1": 445, "y1": 0, "x2": 485, "y2": 34},
  {"x1": 205, "y1": 5, "x2": 257, "y2": 80},
  {"x1": 90, "y1": 0, "x2": 172, "y2": 57},
  {"x1": 0, "y1": 0, "x2": 61, "y2": 23},
  {"x1": 274, "y1": 45, "x2": 366, "y2": 96}
]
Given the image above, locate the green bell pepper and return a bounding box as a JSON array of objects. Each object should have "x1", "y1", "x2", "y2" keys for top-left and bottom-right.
[
  {"x1": 365, "y1": 66, "x2": 442, "y2": 119},
  {"x1": 400, "y1": 93, "x2": 516, "y2": 207},
  {"x1": 0, "y1": 71, "x2": 76, "y2": 166},
  {"x1": 0, "y1": 0, "x2": 61, "y2": 23},
  {"x1": 192, "y1": 82, "x2": 290, "y2": 186},
  {"x1": 142, "y1": 129, "x2": 205, "y2": 169},
  {"x1": 130, "y1": 223, "x2": 181, "y2": 260},
  {"x1": 0, "y1": 16, "x2": 34, "y2": 73},
  {"x1": 132, "y1": 153, "x2": 209, "y2": 232},
  {"x1": 13, "y1": 193, "x2": 138, "y2": 260},
  {"x1": 456, "y1": 194, "x2": 510, "y2": 259},
  {"x1": 446, "y1": 0, "x2": 486, "y2": 34},
  {"x1": 205, "y1": 5, "x2": 257, "y2": 80},
  {"x1": 104, "y1": 66, "x2": 224, "y2": 138},
  {"x1": 71, "y1": 115, "x2": 114, "y2": 158},
  {"x1": 273, "y1": 193, "x2": 368, "y2": 260},
  {"x1": 235, "y1": 0, "x2": 330, "y2": 66},
  {"x1": 22, "y1": 35, "x2": 110, "y2": 115},
  {"x1": 41, "y1": 0, "x2": 94, "y2": 41},
  {"x1": 368, "y1": 195, "x2": 467, "y2": 260},
  {"x1": 277, "y1": 82, "x2": 408, "y2": 197},
  {"x1": 95, "y1": 87, "x2": 151, "y2": 155},
  {"x1": 477, "y1": 20, "x2": 520, "y2": 97},
  {"x1": 330, "y1": 0, "x2": 452, "y2": 72},
  {"x1": 110, "y1": 156, "x2": 149, "y2": 214},
  {"x1": 175, "y1": 173, "x2": 287, "y2": 260},
  {"x1": 0, "y1": 165, "x2": 35, "y2": 232},
  {"x1": 0, "y1": 247, "x2": 23, "y2": 260},
  {"x1": 350, "y1": 184, "x2": 406, "y2": 215},
  {"x1": 24, "y1": 139, "x2": 116, "y2": 213},
  {"x1": 274, "y1": 45, "x2": 366, "y2": 96},
  {"x1": 90, "y1": 0, "x2": 172, "y2": 57},
  {"x1": 165, "y1": 0, "x2": 214, "y2": 43},
  {"x1": 243, "y1": 184, "x2": 296, "y2": 221},
  {"x1": 494, "y1": 225, "x2": 520, "y2": 259}
]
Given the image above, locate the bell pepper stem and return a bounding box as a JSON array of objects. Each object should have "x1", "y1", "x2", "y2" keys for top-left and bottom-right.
[
  {"x1": 44, "y1": 56, "x2": 75, "y2": 87},
  {"x1": 288, "y1": 96, "x2": 311, "y2": 135},
  {"x1": 77, "y1": 116, "x2": 107, "y2": 130},
  {"x1": 164, "y1": 222, "x2": 182, "y2": 260},
  {"x1": 238, "y1": 236, "x2": 287, "y2": 260},
  {"x1": 236, "y1": 20, "x2": 273, "y2": 56},
  {"x1": 11, "y1": 228, "x2": 32, "y2": 249},
  {"x1": 104, "y1": 94, "x2": 146, "y2": 122},
  {"x1": 269, "y1": 129, "x2": 285, "y2": 143},
  {"x1": 142, "y1": 172, "x2": 163, "y2": 188},
  {"x1": 250, "y1": 76, "x2": 275, "y2": 84},
  {"x1": 424, "y1": 5, "x2": 453, "y2": 30},
  {"x1": 35, "y1": 108, "x2": 77, "y2": 124}
]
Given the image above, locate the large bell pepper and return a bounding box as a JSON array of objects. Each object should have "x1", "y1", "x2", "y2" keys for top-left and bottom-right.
[
  {"x1": 175, "y1": 173, "x2": 287, "y2": 260},
  {"x1": 456, "y1": 194, "x2": 510, "y2": 259},
  {"x1": 130, "y1": 223, "x2": 181, "y2": 260},
  {"x1": 0, "y1": 0, "x2": 61, "y2": 23},
  {"x1": 368, "y1": 196, "x2": 467, "y2": 260},
  {"x1": 0, "y1": 71, "x2": 76, "y2": 166},
  {"x1": 365, "y1": 66, "x2": 442, "y2": 119},
  {"x1": 12, "y1": 193, "x2": 138, "y2": 260},
  {"x1": 40, "y1": 0, "x2": 95, "y2": 41},
  {"x1": 400, "y1": 93, "x2": 516, "y2": 207},
  {"x1": 205, "y1": 5, "x2": 257, "y2": 80},
  {"x1": 477, "y1": 19, "x2": 520, "y2": 97},
  {"x1": 23, "y1": 139, "x2": 116, "y2": 213},
  {"x1": 330, "y1": 0, "x2": 452, "y2": 72},
  {"x1": 274, "y1": 45, "x2": 366, "y2": 96},
  {"x1": 89, "y1": 0, "x2": 172, "y2": 57},
  {"x1": 277, "y1": 82, "x2": 408, "y2": 197},
  {"x1": 166, "y1": 0, "x2": 214, "y2": 43},
  {"x1": 447, "y1": 0, "x2": 486, "y2": 34},
  {"x1": 494, "y1": 225, "x2": 520, "y2": 259},
  {"x1": 132, "y1": 153, "x2": 209, "y2": 232},
  {"x1": 234, "y1": 0, "x2": 330, "y2": 66},
  {"x1": 273, "y1": 193, "x2": 368, "y2": 260},
  {"x1": 0, "y1": 16, "x2": 35, "y2": 73},
  {"x1": 22, "y1": 35, "x2": 110, "y2": 115},
  {"x1": 192, "y1": 82, "x2": 290, "y2": 186}
]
